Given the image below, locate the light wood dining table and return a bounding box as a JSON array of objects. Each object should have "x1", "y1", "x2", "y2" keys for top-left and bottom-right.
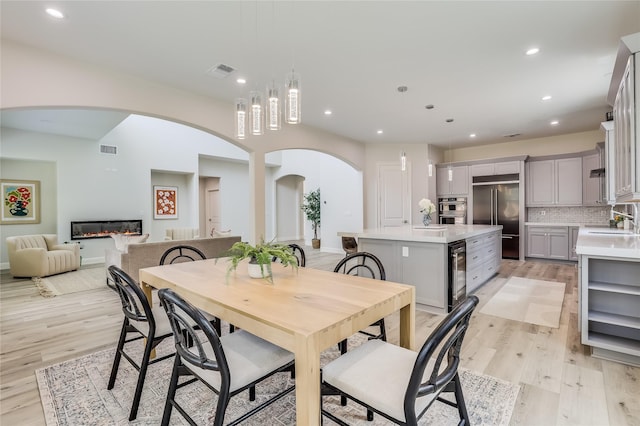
[{"x1": 139, "y1": 258, "x2": 415, "y2": 426}]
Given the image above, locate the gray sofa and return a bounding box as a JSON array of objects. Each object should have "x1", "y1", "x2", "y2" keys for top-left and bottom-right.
[{"x1": 105, "y1": 236, "x2": 240, "y2": 282}]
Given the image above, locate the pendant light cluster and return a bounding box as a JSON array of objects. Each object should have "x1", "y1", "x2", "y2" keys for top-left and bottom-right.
[{"x1": 234, "y1": 70, "x2": 301, "y2": 140}]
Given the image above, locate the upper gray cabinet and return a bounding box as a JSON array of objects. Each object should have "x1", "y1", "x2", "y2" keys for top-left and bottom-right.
[
  {"x1": 612, "y1": 52, "x2": 639, "y2": 202},
  {"x1": 582, "y1": 152, "x2": 602, "y2": 206},
  {"x1": 436, "y1": 165, "x2": 469, "y2": 196},
  {"x1": 526, "y1": 157, "x2": 583, "y2": 206},
  {"x1": 470, "y1": 161, "x2": 520, "y2": 177}
]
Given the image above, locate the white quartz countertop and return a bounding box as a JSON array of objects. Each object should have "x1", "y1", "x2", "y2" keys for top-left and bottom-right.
[
  {"x1": 525, "y1": 222, "x2": 608, "y2": 227},
  {"x1": 575, "y1": 227, "x2": 640, "y2": 259},
  {"x1": 338, "y1": 224, "x2": 502, "y2": 244}
]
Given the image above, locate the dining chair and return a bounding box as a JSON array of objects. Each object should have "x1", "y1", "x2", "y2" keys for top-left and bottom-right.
[
  {"x1": 321, "y1": 295, "x2": 480, "y2": 426},
  {"x1": 341, "y1": 236, "x2": 358, "y2": 256},
  {"x1": 158, "y1": 288, "x2": 296, "y2": 426},
  {"x1": 159, "y1": 244, "x2": 222, "y2": 336},
  {"x1": 107, "y1": 265, "x2": 177, "y2": 421},
  {"x1": 333, "y1": 252, "x2": 387, "y2": 346},
  {"x1": 159, "y1": 244, "x2": 207, "y2": 265},
  {"x1": 272, "y1": 243, "x2": 306, "y2": 267}
]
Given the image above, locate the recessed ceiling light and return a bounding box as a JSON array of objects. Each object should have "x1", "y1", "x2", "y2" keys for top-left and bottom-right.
[
  {"x1": 542, "y1": 95, "x2": 552, "y2": 101},
  {"x1": 377, "y1": 130, "x2": 383, "y2": 134},
  {"x1": 425, "y1": 104, "x2": 435, "y2": 110},
  {"x1": 550, "y1": 120, "x2": 559, "y2": 126},
  {"x1": 236, "y1": 78, "x2": 246, "y2": 84},
  {"x1": 469, "y1": 134, "x2": 476, "y2": 138},
  {"x1": 445, "y1": 118, "x2": 454, "y2": 123},
  {"x1": 526, "y1": 47, "x2": 540, "y2": 56},
  {"x1": 45, "y1": 8, "x2": 64, "y2": 19},
  {"x1": 324, "y1": 110, "x2": 332, "y2": 116}
]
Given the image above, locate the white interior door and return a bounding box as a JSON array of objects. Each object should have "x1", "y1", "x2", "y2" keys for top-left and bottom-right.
[
  {"x1": 378, "y1": 163, "x2": 410, "y2": 227},
  {"x1": 206, "y1": 189, "x2": 220, "y2": 236}
]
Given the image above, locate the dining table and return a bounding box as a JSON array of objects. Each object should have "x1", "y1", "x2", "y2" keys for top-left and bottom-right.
[{"x1": 138, "y1": 258, "x2": 415, "y2": 426}]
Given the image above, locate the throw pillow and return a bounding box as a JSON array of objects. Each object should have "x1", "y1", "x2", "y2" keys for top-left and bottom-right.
[{"x1": 111, "y1": 233, "x2": 149, "y2": 252}]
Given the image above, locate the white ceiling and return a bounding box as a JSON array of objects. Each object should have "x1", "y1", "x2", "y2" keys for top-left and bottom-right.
[{"x1": 1, "y1": 1, "x2": 639, "y2": 148}]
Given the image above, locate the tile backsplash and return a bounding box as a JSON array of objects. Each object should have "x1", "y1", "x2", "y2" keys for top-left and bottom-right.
[{"x1": 527, "y1": 206, "x2": 611, "y2": 224}]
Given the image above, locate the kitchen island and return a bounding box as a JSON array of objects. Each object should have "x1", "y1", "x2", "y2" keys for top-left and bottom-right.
[
  {"x1": 339, "y1": 224, "x2": 502, "y2": 314},
  {"x1": 576, "y1": 227, "x2": 640, "y2": 366}
]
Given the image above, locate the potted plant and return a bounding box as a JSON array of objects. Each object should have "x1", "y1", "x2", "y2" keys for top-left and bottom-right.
[
  {"x1": 221, "y1": 239, "x2": 298, "y2": 283},
  {"x1": 302, "y1": 188, "x2": 321, "y2": 249}
]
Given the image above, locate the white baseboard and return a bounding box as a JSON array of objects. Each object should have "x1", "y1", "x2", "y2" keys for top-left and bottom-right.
[{"x1": 0, "y1": 262, "x2": 9, "y2": 271}]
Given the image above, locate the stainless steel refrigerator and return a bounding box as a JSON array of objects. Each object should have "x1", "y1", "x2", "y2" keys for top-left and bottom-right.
[{"x1": 472, "y1": 177, "x2": 520, "y2": 259}]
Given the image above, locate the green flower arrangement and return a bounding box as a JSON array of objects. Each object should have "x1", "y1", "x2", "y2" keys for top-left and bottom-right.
[{"x1": 221, "y1": 239, "x2": 299, "y2": 283}]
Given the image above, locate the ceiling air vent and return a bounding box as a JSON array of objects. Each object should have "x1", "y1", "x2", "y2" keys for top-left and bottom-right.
[
  {"x1": 206, "y1": 63, "x2": 236, "y2": 78},
  {"x1": 503, "y1": 133, "x2": 521, "y2": 138},
  {"x1": 99, "y1": 144, "x2": 118, "y2": 155}
]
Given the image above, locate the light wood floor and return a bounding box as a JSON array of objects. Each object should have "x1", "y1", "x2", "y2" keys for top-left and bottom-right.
[{"x1": 1, "y1": 248, "x2": 638, "y2": 425}]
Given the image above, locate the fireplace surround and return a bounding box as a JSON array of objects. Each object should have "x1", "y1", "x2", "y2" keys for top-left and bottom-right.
[{"x1": 71, "y1": 220, "x2": 142, "y2": 240}]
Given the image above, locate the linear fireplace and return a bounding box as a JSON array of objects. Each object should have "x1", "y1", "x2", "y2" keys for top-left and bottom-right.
[{"x1": 71, "y1": 220, "x2": 143, "y2": 240}]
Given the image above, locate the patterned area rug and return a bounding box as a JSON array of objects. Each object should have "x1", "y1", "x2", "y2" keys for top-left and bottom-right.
[
  {"x1": 32, "y1": 268, "x2": 106, "y2": 297},
  {"x1": 36, "y1": 334, "x2": 519, "y2": 425},
  {"x1": 480, "y1": 276, "x2": 566, "y2": 328}
]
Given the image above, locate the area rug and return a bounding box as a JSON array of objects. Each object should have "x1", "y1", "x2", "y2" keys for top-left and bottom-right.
[
  {"x1": 32, "y1": 267, "x2": 106, "y2": 297},
  {"x1": 36, "y1": 336, "x2": 520, "y2": 426},
  {"x1": 480, "y1": 276, "x2": 566, "y2": 328}
]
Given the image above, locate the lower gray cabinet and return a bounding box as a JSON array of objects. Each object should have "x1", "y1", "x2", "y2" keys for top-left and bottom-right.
[
  {"x1": 358, "y1": 238, "x2": 447, "y2": 312},
  {"x1": 569, "y1": 226, "x2": 580, "y2": 261},
  {"x1": 526, "y1": 226, "x2": 569, "y2": 260}
]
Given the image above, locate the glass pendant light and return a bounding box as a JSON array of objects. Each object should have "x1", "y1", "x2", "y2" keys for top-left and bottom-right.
[
  {"x1": 428, "y1": 160, "x2": 433, "y2": 177},
  {"x1": 235, "y1": 98, "x2": 247, "y2": 140},
  {"x1": 266, "y1": 83, "x2": 281, "y2": 130},
  {"x1": 250, "y1": 91, "x2": 264, "y2": 136},
  {"x1": 448, "y1": 165, "x2": 453, "y2": 182},
  {"x1": 285, "y1": 70, "x2": 301, "y2": 124},
  {"x1": 400, "y1": 151, "x2": 407, "y2": 171}
]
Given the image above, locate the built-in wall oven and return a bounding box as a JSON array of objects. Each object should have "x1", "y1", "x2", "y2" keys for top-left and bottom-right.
[
  {"x1": 448, "y1": 240, "x2": 466, "y2": 312},
  {"x1": 439, "y1": 197, "x2": 467, "y2": 224}
]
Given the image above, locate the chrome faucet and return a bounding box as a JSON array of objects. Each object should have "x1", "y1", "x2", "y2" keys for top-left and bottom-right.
[{"x1": 610, "y1": 203, "x2": 640, "y2": 234}]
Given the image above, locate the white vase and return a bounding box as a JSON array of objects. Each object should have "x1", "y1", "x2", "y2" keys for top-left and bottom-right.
[{"x1": 247, "y1": 261, "x2": 271, "y2": 279}]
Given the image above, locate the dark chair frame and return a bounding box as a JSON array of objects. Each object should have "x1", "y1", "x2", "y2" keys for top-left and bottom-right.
[
  {"x1": 158, "y1": 288, "x2": 296, "y2": 426},
  {"x1": 333, "y1": 252, "x2": 387, "y2": 343},
  {"x1": 332, "y1": 251, "x2": 387, "y2": 414},
  {"x1": 107, "y1": 265, "x2": 176, "y2": 421},
  {"x1": 159, "y1": 244, "x2": 222, "y2": 336},
  {"x1": 272, "y1": 243, "x2": 306, "y2": 267},
  {"x1": 159, "y1": 244, "x2": 207, "y2": 265},
  {"x1": 321, "y1": 295, "x2": 480, "y2": 426},
  {"x1": 341, "y1": 236, "x2": 358, "y2": 256}
]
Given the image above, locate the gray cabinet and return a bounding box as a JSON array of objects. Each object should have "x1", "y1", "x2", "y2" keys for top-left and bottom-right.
[
  {"x1": 601, "y1": 121, "x2": 617, "y2": 204},
  {"x1": 470, "y1": 161, "x2": 520, "y2": 177},
  {"x1": 526, "y1": 226, "x2": 569, "y2": 260},
  {"x1": 580, "y1": 255, "x2": 640, "y2": 365},
  {"x1": 569, "y1": 226, "x2": 580, "y2": 261},
  {"x1": 436, "y1": 165, "x2": 469, "y2": 196},
  {"x1": 466, "y1": 230, "x2": 501, "y2": 293},
  {"x1": 612, "y1": 53, "x2": 640, "y2": 202},
  {"x1": 358, "y1": 238, "x2": 447, "y2": 312},
  {"x1": 526, "y1": 157, "x2": 583, "y2": 206},
  {"x1": 582, "y1": 152, "x2": 602, "y2": 206}
]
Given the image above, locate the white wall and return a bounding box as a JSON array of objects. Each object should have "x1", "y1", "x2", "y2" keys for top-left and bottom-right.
[
  {"x1": 447, "y1": 130, "x2": 603, "y2": 162},
  {"x1": 270, "y1": 150, "x2": 363, "y2": 253},
  {"x1": 1, "y1": 116, "x2": 364, "y2": 264},
  {"x1": 0, "y1": 157, "x2": 58, "y2": 265}
]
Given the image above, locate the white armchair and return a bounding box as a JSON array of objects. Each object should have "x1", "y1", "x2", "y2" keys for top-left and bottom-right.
[{"x1": 6, "y1": 234, "x2": 81, "y2": 278}]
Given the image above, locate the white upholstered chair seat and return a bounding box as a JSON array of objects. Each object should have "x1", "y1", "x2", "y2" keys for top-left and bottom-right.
[
  {"x1": 128, "y1": 304, "x2": 175, "y2": 337},
  {"x1": 183, "y1": 329, "x2": 294, "y2": 393},
  {"x1": 322, "y1": 339, "x2": 438, "y2": 423}
]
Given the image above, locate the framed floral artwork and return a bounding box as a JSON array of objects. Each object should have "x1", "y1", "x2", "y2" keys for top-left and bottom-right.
[
  {"x1": 153, "y1": 185, "x2": 178, "y2": 219},
  {"x1": 1, "y1": 179, "x2": 41, "y2": 224}
]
